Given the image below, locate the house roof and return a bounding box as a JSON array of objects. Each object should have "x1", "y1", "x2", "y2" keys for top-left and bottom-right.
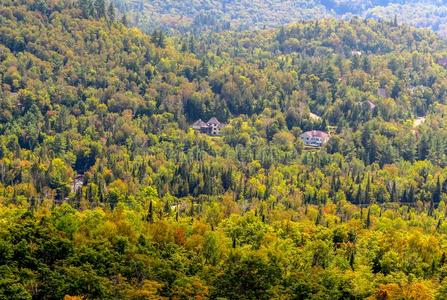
[
  {"x1": 207, "y1": 117, "x2": 221, "y2": 125},
  {"x1": 301, "y1": 130, "x2": 330, "y2": 139},
  {"x1": 363, "y1": 100, "x2": 376, "y2": 110},
  {"x1": 192, "y1": 119, "x2": 207, "y2": 127}
]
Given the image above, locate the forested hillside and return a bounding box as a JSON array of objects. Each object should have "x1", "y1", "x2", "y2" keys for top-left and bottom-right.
[
  {"x1": 4, "y1": 0, "x2": 447, "y2": 299},
  {"x1": 112, "y1": 0, "x2": 328, "y2": 32},
  {"x1": 113, "y1": 0, "x2": 447, "y2": 34}
]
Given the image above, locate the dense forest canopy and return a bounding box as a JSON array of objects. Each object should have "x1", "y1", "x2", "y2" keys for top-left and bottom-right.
[
  {"x1": 3, "y1": 0, "x2": 447, "y2": 299},
  {"x1": 112, "y1": 0, "x2": 447, "y2": 34}
]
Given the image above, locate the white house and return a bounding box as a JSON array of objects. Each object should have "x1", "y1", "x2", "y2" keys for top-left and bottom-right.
[{"x1": 300, "y1": 130, "x2": 330, "y2": 147}]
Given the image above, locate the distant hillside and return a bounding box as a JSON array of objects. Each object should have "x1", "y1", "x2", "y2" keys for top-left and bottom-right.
[
  {"x1": 366, "y1": 3, "x2": 447, "y2": 36},
  {"x1": 112, "y1": 0, "x2": 447, "y2": 34},
  {"x1": 112, "y1": 0, "x2": 328, "y2": 32}
]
